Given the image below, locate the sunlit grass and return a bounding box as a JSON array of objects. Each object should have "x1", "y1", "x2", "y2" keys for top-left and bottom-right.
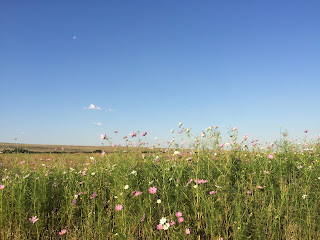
[{"x1": 0, "y1": 126, "x2": 320, "y2": 239}]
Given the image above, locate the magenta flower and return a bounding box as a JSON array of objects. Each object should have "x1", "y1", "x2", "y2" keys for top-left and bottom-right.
[
  {"x1": 268, "y1": 154, "x2": 274, "y2": 159},
  {"x1": 157, "y1": 224, "x2": 163, "y2": 230},
  {"x1": 72, "y1": 198, "x2": 77, "y2": 206},
  {"x1": 209, "y1": 191, "x2": 217, "y2": 194},
  {"x1": 59, "y1": 229, "x2": 67, "y2": 235},
  {"x1": 176, "y1": 212, "x2": 183, "y2": 217},
  {"x1": 115, "y1": 204, "x2": 123, "y2": 211},
  {"x1": 169, "y1": 220, "x2": 175, "y2": 226},
  {"x1": 178, "y1": 217, "x2": 184, "y2": 223},
  {"x1": 148, "y1": 187, "x2": 157, "y2": 194},
  {"x1": 114, "y1": 131, "x2": 118, "y2": 133},
  {"x1": 100, "y1": 134, "x2": 107, "y2": 140},
  {"x1": 246, "y1": 191, "x2": 251, "y2": 194},
  {"x1": 142, "y1": 131, "x2": 147, "y2": 136},
  {"x1": 304, "y1": 130, "x2": 308, "y2": 133},
  {"x1": 185, "y1": 228, "x2": 191, "y2": 234},
  {"x1": 256, "y1": 186, "x2": 264, "y2": 189},
  {"x1": 0, "y1": 185, "x2": 4, "y2": 190},
  {"x1": 29, "y1": 216, "x2": 39, "y2": 224}
]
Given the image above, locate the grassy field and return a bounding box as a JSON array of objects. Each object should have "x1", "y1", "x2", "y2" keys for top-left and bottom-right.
[{"x1": 0, "y1": 127, "x2": 320, "y2": 239}]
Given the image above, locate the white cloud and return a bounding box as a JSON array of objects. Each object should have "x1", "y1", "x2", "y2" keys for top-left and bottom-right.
[
  {"x1": 107, "y1": 108, "x2": 113, "y2": 112},
  {"x1": 93, "y1": 122, "x2": 102, "y2": 126},
  {"x1": 73, "y1": 36, "x2": 77, "y2": 40},
  {"x1": 85, "y1": 104, "x2": 102, "y2": 110}
]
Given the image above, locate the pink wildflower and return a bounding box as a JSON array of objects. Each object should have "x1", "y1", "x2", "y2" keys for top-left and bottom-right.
[
  {"x1": 29, "y1": 216, "x2": 39, "y2": 224},
  {"x1": 186, "y1": 179, "x2": 193, "y2": 186},
  {"x1": 0, "y1": 185, "x2": 4, "y2": 190},
  {"x1": 134, "y1": 191, "x2": 143, "y2": 196},
  {"x1": 72, "y1": 198, "x2": 76, "y2": 205},
  {"x1": 268, "y1": 154, "x2": 274, "y2": 159},
  {"x1": 178, "y1": 217, "x2": 184, "y2": 223},
  {"x1": 148, "y1": 187, "x2": 157, "y2": 194},
  {"x1": 142, "y1": 131, "x2": 147, "y2": 136},
  {"x1": 209, "y1": 191, "x2": 217, "y2": 194},
  {"x1": 256, "y1": 186, "x2": 264, "y2": 189},
  {"x1": 90, "y1": 192, "x2": 97, "y2": 199},
  {"x1": 100, "y1": 134, "x2": 107, "y2": 140},
  {"x1": 246, "y1": 191, "x2": 251, "y2": 194},
  {"x1": 130, "y1": 132, "x2": 137, "y2": 138},
  {"x1": 169, "y1": 220, "x2": 175, "y2": 226},
  {"x1": 185, "y1": 228, "x2": 191, "y2": 234},
  {"x1": 115, "y1": 204, "x2": 123, "y2": 211},
  {"x1": 59, "y1": 229, "x2": 67, "y2": 235},
  {"x1": 141, "y1": 213, "x2": 146, "y2": 222},
  {"x1": 304, "y1": 130, "x2": 308, "y2": 133},
  {"x1": 114, "y1": 131, "x2": 118, "y2": 133},
  {"x1": 157, "y1": 224, "x2": 163, "y2": 230},
  {"x1": 196, "y1": 179, "x2": 208, "y2": 184},
  {"x1": 176, "y1": 212, "x2": 182, "y2": 217}
]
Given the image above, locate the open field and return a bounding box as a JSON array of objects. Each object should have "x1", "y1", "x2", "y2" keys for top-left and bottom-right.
[
  {"x1": 1, "y1": 128, "x2": 320, "y2": 239},
  {"x1": 0, "y1": 142, "x2": 111, "y2": 153}
]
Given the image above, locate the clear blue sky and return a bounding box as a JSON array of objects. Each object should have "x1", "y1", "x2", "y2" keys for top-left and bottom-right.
[{"x1": 1, "y1": 1, "x2": 320, "y2": 146}]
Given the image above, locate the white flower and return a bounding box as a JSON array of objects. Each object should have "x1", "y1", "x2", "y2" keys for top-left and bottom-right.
[
  {"x1": 193, "y1": 185, "x2": 198, "y2": 188},
  {"x1": 159, "y1": 217, "x2": 167, "y2": 225},
  {"x1": 91, "y1": 172, "x2": 96, "y2": 176},
  {"x1": 124, "y1": 185, "x2": 129, "y2": 189},
  {"x1": 131, "y1": 170, "x2": 137, "y2": 175},
  {"x1": 170, "y1": 129, "x2": 174, "y2": 133},
  {"x1": 185, "y1": 128, "x2": 190, "y2": 133},
  {"x1": 149, "y1": 180, "x2": 154, "y2": 185},
  {"x1": 74, "y1": 194, "x2": 78, "y2": 199},
  {"x1": 302, "y1": 194, "x2": 307, "y2": 199},
  {"x1": 154, "y1": 137, "x2": 158, "y2": 140},
  {"x1": 90, "y1": 157, "x2": 94, "y2": 160},
  {"x1": 179, "y1": 122, "x2": 183, "y2": 127},
  {"x1": 173, "y1": 151, "x2": 180, "y2": 156},
  {"x1": 163, "y1": 223, "x2": 170, "y2": 230},
  {"x1": 157, "y1": 199, "x2": 161, "y2": 204}
]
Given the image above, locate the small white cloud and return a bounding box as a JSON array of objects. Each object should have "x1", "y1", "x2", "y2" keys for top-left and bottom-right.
[
  {"x1": 73, "y1": 36, "x2": 77, "y2": 40},
  {"x1": 85, "y1": 104, "x2": 102, "y2": 110},
  {"x1": 93, "y1": 122, "x2": 102, "y2": 126}
]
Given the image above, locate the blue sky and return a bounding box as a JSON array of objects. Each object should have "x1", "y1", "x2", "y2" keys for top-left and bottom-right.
[{"x1": 1, "y1": 1, "x2": 320, "y2": 146}]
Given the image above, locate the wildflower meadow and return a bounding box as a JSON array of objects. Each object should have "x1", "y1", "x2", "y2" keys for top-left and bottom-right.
[{"x1": 1, "y1": 124, "x2": 320, "y2": 239}]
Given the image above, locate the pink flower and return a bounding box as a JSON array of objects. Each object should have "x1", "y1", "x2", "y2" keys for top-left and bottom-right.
[
  {"x1": 130, "y1": 132, "x2": 137, "y2": 138},
  {"x1": 157, "y1": 224, "x2": 163, "y2": 230},
  {"x1": 0, "y1": 185, "x2": 4, "y2": 190},
  {"x1": 100, "y1": 134, "x2": 107, "y2": 140},
  {"x1": 178, "y1": 217, "x2": 184, "y2": 223},
  {"x1": 72, "y1": 198, "x2": 76, "y2": 205},
  {"x1": 268, "y1": 154, "x2": 274, "y2": 159},
  {"x1": 148, "y1": 187, "x2": 157, "y2": 194},
  {"x1": 114, "y1": 131, "x2": 118, "y2": 133},
  {"x1": 115, "y1": 204, "x2": 123, "y2": 211},
  {"x1": 209, "y1": 191, "x2": 217, "y2": 194},
  {"x1": 186, "y1": 179, "x2": 193, "y2": 186},
  {"x1": 90, "y1": 192, "x2": 97, "y2": 199},
  {"x1": 29, "y1": 216, "x2": 39, "y2": 224},
  {"x1": 142, "y1": 131, "x2": 147, "y2": 136},
  {"x1": 141, "y1": 213, "x2": 146, "y2": 222},
  {"x1": 169, "y1": 220, "x2": 175, "y2": 226},
  {"x1": 246, "y1": 191, "x2": 251, "y2": 194},
  {"x1": 185, "y1": 228, "x2": 191, "y2": 234},
  {"x1": 256, "y1": 186, "x2": 264, "y2": 189},
  {"x1": 59, "y1": 229, "x2": 67, "y2": 235},
  {"x1": 232, "y1": 127, "x2": 237, "y2": 131},
  {"x1": 263, "y1": 170, "x2": 270, "y2": 174},
  {"x1": 134, "y1": 191, "x2": 143, "y2": 196},
  {"x1": 176, "y1": 212, "x2": 182, "y2": 217},
  {"x1": 196, "y1": 179, "x2": 208, "y2": 184},
  {"x1": 304, "y1": 130, "x2": 308, "y2": 133}
]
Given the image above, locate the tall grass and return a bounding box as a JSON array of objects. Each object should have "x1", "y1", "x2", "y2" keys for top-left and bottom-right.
[{"x1": 0, "y1": 127, "x2": 320, "y2": 239}]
